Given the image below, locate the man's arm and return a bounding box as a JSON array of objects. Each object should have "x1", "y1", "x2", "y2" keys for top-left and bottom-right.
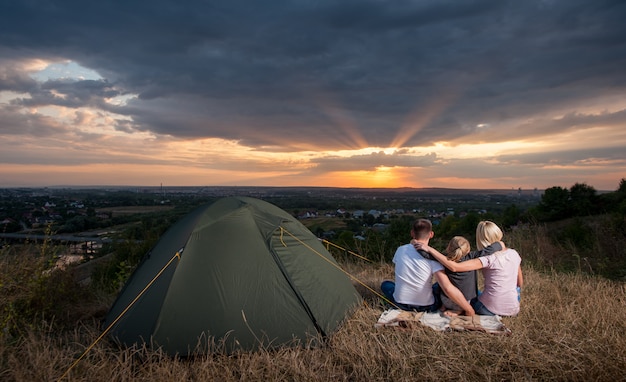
[
  {"x1": 465, "y1": 241, "x2": 504, "y2": 260},
  {"x1": 434, "y1": 271, "x2": 475, "y2": 316}
]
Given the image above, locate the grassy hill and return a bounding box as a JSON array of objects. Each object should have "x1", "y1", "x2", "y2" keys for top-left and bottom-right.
[
  {"x1": 1, "y1": 263, "x2": 624, "y2": 381},
  {"x1": 1, "y1": 218, "x2": 625, "y2": 381}
]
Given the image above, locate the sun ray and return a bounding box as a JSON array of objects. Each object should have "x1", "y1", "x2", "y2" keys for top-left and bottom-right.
[{"x1": 391, "y1": 85, "x2": 462, "y2": 149}]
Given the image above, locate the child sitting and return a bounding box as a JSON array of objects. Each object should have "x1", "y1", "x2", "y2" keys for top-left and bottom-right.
[{"x1": 438, "y1": 236, "x2": 503, "y2": 316}]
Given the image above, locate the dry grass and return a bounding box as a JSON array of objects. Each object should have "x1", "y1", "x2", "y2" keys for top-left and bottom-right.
[{"x1": 2, "y1": 260, "x2": 625, "y2": 382}]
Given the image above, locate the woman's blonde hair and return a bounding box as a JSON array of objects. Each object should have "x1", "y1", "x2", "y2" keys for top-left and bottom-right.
[
  {"x1": 476, "y1": 220, "x2": 503, "y2": 250},
  {"x1": 446, "y1": 236, "x2": 471, "y2": 262}
]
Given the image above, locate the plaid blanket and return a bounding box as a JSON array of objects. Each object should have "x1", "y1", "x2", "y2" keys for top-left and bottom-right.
[{"x1": 375, "y1": 309, "x2": 511, "y2": 335}]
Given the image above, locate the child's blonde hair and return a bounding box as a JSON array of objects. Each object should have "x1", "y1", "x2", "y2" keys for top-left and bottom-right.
[
  {"x1": 445, "y1": 236, "x2": 471, "y2": 262},
  {"x1": 476, "y1": 220, "x2": 503, "y2": 250}
]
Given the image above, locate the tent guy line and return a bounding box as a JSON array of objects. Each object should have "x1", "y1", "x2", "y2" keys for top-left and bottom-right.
[
  {"x1": 282, "y1": 226, "x2": 393, "y2": 308},
  {"x1": 57, "y1": 249, "x2": 183, "y2": 381}
]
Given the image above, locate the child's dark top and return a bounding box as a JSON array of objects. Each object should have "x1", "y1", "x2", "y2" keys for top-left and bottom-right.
[{"x1": 420, "y1": 242, "x2": 503, "y2": 301}]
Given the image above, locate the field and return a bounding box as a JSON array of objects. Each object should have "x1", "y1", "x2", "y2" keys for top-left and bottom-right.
[
  {"x1": 300, "y1": 216, "x2": 348, "y2": 233},
  {"x1": 96, "y1": 205, "x2": 175, "y2": 217},
  {"x1": 1, "y1": 257, "x2": 625, "y2": 381}
]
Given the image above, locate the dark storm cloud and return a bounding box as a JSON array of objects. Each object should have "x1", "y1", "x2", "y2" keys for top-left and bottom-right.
[
  {"x1": 14, "y1": 79, "x2": 122, "y2": 109},
  {"x1": 1, "y1": 0, "x2": 625, "y2": 149},
  {"x1": 0, "y1": 63, "x2": 39, "y2": 92}
]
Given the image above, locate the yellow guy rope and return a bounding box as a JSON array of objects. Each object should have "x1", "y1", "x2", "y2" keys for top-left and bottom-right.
[
  {"x1": 279, "y1": 227, "x2": 399, "y2": 309},
  {"x1": 57, "y1": 250, "x2": 182, "y2": 381},
  {"x1": 320, "y1": 238, "x2": 372, "y2": 263}
]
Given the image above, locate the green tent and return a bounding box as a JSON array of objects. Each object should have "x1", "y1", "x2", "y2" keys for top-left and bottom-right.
[{"x1": 103, "y1": 196, "x2": 361, "y2": 355}]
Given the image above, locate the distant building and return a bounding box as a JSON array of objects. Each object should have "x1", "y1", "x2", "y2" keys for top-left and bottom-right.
[{"x1": 368, "y1": 209, "x2": 381, "y2": 218}]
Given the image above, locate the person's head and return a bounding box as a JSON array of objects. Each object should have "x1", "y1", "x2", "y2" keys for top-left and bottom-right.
[
  {"x1": 476, "y1": 220, "x2": 503, "y2": 250},
  {"x1": 446, "y1": 236, "x2": 471, "y2": 262},
  {"x1": 411, "y1": 219, "x2": 434, "y2": 241}
]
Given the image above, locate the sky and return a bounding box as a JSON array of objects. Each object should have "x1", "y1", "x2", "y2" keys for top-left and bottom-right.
[{"x1": 1, "y1": 0, "x2": 625, "y2": 191}]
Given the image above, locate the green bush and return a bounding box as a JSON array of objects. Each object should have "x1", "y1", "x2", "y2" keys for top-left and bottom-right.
[{"x1": 0, "y1": 244, "x2": 93, "y2": 338}]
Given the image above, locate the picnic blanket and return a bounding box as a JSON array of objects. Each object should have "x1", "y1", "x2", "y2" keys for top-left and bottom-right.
[{"x1": 375, "y1": 309, "x2": 511, "y2": 335}]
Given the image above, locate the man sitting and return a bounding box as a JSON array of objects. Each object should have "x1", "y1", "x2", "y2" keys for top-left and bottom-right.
[{"x1": 380, "y1": 219, "x2": 475, "y2": 315}]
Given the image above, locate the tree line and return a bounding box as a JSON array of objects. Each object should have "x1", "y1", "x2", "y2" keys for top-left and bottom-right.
[{"x1": 328, "y1": 179, "x2": 626, "y2": 281}]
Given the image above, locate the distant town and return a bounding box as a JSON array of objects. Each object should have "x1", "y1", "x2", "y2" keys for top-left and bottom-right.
[{"x1": 1, "y1": 185, "x2": 542, "y2": 236}]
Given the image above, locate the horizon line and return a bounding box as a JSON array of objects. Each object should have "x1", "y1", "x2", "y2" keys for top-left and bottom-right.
[{"x1": 1, "y1": 184, "x2": 550, "y2": 191}]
